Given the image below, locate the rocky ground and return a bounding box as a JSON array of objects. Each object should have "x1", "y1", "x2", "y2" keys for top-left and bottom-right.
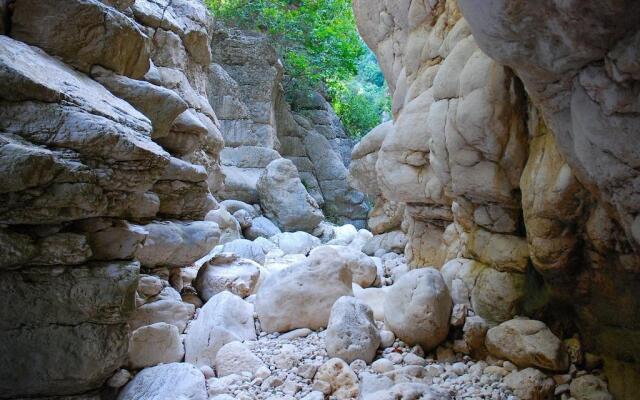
[{"x1": 109, "y1": 202, "x2": 614, "y2": 400}]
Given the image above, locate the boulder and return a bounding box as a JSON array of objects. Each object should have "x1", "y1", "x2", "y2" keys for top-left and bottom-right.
[
  {"x1": 129, "y1": 297, "x2": 195, "y2": 333},
  {"x1": 184, "y1": 291, "x2": 256, "y2": 367},
  {"x1": 570, "y1": 374, "x2": 613, "y2": 400},
  {"x1": 503, "y1": 368, "x2": 555, "y2": 400},
  {"x1": 314, "y1": 358, "x2": 360, "y2": 400},
  {"x1": 255, "y1": 246, "x2": 353, "y2": 332},
  {"x1": 353, "y1": 284, "x2": 387, "y2": 321},
  {"x1": 325, "y1": 296, "x2": 380, "y2": 364},
  {"x1": 222, "y1": 238, "x2": 266, "y2": 264},
  {"x1": 486, "y1": 319, "x2": 569, "y2": 371},
  {"x1": 362, "y1": 231, "x2": 408, "y2": 256},
  {"x1": 270, "y1": 231, "x2": 321, "y2": 255},
  {"x1": 205, "y1": 207, "x2": 242, "y2": 244},
  {"x1": 194, "y1": 253, "x2": 260, "y2": 300},
  {"x1": 135, "y1": 221, "x2": 221, "y2": 268},
  {"x1": 128, "y1": 322, "x2": 184, "y2": 369},
  {"x1": 257, "y1": 158, "x2": 324, "y2": 232},
  {"x1": 215, "y1": 341, "x2": 266, "y2": 378},
  {"x1": 383, "y1": 268, "x2": 451, "y2": 350},
  {"x1": 117, "y1": 363, "x2": 207, "y2": 400},
  {"x1": 244, "y1": 216, "x2": 282, "y2": 240},
  {"x1": 310, "y1": 245, "x2": 377, "y2": 288}
]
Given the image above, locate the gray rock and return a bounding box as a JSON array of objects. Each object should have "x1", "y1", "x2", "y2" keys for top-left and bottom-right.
[
  {"x1": 194, "y1": 253, "x2": 261, "y2": 300},
  {"x1": 257, "y1": 158, "x2": 324, "y2": 233},
  {"x1": 326, "y1": 296, "x2": 380, "y2": 364},
  {"x1": 117, "y1": 363, "x2": 207, "y2": 400}
]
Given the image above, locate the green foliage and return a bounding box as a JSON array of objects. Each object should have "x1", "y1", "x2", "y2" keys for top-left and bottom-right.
[{"x1": 206, "y1": 0, "x2": 390, "y2": 138}]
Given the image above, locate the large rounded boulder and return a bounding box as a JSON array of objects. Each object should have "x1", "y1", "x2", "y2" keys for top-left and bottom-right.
[{"x1": 383, "y1": 268, "x2": 451, "y2": 350}]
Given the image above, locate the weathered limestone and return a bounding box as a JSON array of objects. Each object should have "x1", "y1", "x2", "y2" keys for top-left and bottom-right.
[
  {"x1": 184, "y1": 291, "x2": 256, "y2": 367},
  {"x1": 257, "y1": 158, "x2": 324, "y2": 233},
  {"x1": 325, "y1": 296, "x2": 380, "y2": 364},
  {"x1": 256, "y1": 246, "x2": 354, "y2": 332},
  {"x1": 117, "y1": 363, "x2": 207, "y2": 400},
  {"x1": 383, "y1": 268, "x2": 451, "y2": 351},
  {"x1": 486, "y1": 319, "x2": 570, "y2": 372}
]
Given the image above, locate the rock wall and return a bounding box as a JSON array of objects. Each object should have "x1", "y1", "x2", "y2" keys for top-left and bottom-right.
[
  {"x1": 350, "y1": 0, "x2": 640, "y2": 397},
  {"x1": 0, "y1": 0, "x2": 224, "y2": 397},
  {"x1": 208, "y1": 24, "x2": 369, "y2": 227}
]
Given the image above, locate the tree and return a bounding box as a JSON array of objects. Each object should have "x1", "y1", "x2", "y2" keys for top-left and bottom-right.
[{"x1": 207, "y1": 0, "x2": 390, "y2": 138}]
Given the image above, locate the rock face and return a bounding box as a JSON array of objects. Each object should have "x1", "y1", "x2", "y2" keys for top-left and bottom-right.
[
  {"x1": 0, "y1": 0, "x2": 223, "y2": 396},
  {"x1": 257, "y1": 158, "x2": 325, "y2": 233},
  {"x1": 351, "y1": 1, "x2": 640, "y2": 396},
  {"x1": 209, "y1": 24, "x2": 369, "y2": 226},
  {"x1": 255, "y1": 246, "x2": 354, "y2": 332},
  {"x1": 325, "y1": 296, "x2": 380, "y2": 364},
  {"x1": 383, "y1": 268, "x2": 451, "y2": 351}
]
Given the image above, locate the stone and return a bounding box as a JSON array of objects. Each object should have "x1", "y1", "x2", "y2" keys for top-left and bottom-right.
[
  {"x1": 257, "y1": 158, "x2": 324, "y2": 233},
  {"x1": 255, "y1": 246, "x2": 353, "y2": 332},
  {"x1": 117, "y1": 363, "x2": 207, "y2": 400},
  {"x1": 194, "y1": 253, "x2": 261, "y2": 300},
  {"x1": 184, "y1": 291, "x2": 256, "y2": 367},
  {"x1": 372, "y1": 359, "x2": 395, "y2": 374},
  {"x1": 570, "y1": 375, "x2": 613, "y2": 400},
  {"x1": 326, "y1": 296, "x2": 380, "y2": 364},
  {"x1": 353, "y1": 285, "x2": 387, "y2": 321},
  {"x1": 11, "y1": 0, "x2": 149, "y2": 78},
  {"x1": 107, "y1": 369, "x2": 132, "y2": 388},
  {"x1": 222, "y1": 238, "x2": 267, "y2": 265},
  {"x1": 270, "y1": 231, "x2": 321, "y2": 255},
  {"x1": 384, "y1": 268, "x2": 452, "y2": 351},
  {"x1": 128, "y1": 322, "x2": 184, "y2": 369},
  {"x1": 244, "y1": 216, "x2": 282, "y2": 240},
  {"x1": 137, "y1": 275, "x2": 164, "y2": 298},
  {"x1": 206, "y1": 207, "x2": 242, "y2": 244},
  {"x1": 215, "y1": 341, "x2": 266, "y2": 378},
  {"x1": 130, "y1": 297, "x2": 195, "y2": 334},
  {"x1": 486, "y1": 319, "x2": 570, "y2": 371},
  {"x1": 135, "y1": 221, "x2": 221, "y2": 268},
  {"x1": 314, "y1": 358, "x2": 360, "y2": 400},
  {"x1": 362, "y1": 231, "x2": 408, "y2": 256},
  {"x1": 310, "y1": 245, "x2": 377, "y2": 288},
  {"x1": 379, "y1": 330, "x2": 395, "y2": 348},
  {"x1": 504, "y1": 368, "x2": 555, "y2": 400}
]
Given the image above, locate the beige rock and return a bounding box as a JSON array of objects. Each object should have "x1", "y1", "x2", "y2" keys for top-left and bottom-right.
[
  {"x1": 570, "y1": 374, "x2": 613, "y2": 400},
  {"x1": 486, "y1": 319, "x2": 569, "y2": 371},
  {"x1": 310, "y1": 245, "x2": 378, "y2": 288},
  {"x1": 205, "y1": 207, "x2": 242, "y2": 244},
  {"x1": 129, "y1": 297, "x2": 195, "y2": 334},
  {"x1": 314, "y1": 358, "x2": 360, "y2": 400},
  {"x1": 184, "y1": 291, "x2": 256, "y2": 367},
  {"x1": 504, "y1": 368, "x2": 555, "y2": 400},
  {"x1": 255, "y1": 246, "x2": 354, "y2": 332},
  {"x1": 194, "y1": 253, "x2": 260, "y2": 300},
  {"x1": 384, "y1": 268, "x2": 451, "y2": 351},
  {"x1": 215, "y1": 341, "x2": 266, "y2": 378},
  {"x1": 257, "y1": 158, "x2": 324, "y2": 233},
  {"x1": 128, "y1": 322, "x2": 184, "y2": 369}
]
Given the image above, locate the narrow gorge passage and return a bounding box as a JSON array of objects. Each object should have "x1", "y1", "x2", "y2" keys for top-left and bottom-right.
[{"x1": 0, "y1": 1, "x2": 639, "y2": 400}]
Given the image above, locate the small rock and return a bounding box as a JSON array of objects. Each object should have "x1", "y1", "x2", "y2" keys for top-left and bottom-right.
[
  {"x1": 314, "y1": 358, "x2": 360, "y2": 399},
  {"x1": 107, "y1": 369, "x2": 132, "y2": 388}
]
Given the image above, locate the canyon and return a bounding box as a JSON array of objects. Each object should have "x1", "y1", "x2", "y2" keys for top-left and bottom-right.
[{"x1": 0, "y1": 0, "x2": 638, "y2": 399}]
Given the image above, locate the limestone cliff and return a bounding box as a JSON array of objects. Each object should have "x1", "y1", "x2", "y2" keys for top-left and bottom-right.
[
  {"x1": 0, "y1": 1, "x2": 369, "y2": 396},
  {"x1": 350, "y1": 0, "x2": 640, "y2": 397}
]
